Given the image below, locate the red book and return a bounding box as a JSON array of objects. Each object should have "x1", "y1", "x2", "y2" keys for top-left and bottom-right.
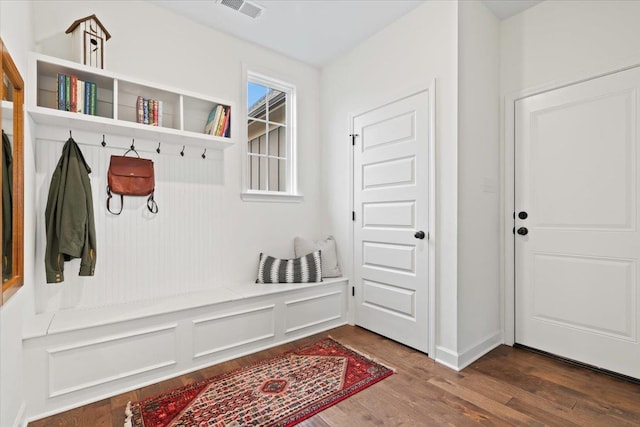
[
  {"x1": 70, "y1": 75, "x2": 78, "y2": 112},
  {"x1": 220, "y1": 107, "x2": 231, "y2": 137},
  {"x1": 153, "y1": 100, "x2": 158, "y2": 126}
]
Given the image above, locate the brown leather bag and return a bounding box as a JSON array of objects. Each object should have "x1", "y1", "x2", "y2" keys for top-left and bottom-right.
[{"x1": 107, "y1": 151, "x2": 158, "y2": 215}]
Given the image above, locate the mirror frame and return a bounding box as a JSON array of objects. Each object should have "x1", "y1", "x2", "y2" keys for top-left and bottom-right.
[{"x1": 1, "y1": 37, "x2": 24, "y2": 305}]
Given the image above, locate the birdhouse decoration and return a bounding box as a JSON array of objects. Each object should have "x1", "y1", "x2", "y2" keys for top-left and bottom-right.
[{"x1": 65, "y1": 14, "x2": 111, "y2": 69}]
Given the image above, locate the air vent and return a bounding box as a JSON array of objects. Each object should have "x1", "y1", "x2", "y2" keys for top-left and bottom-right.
[{"x1": 218, "y1": 0, "x2": 264, "y2": 19}]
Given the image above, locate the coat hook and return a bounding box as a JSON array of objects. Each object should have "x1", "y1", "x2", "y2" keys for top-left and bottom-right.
[
  {"x1": 131, "y1": 139, "x2": 135, "y2": 151},
  {"x1": 101, "y1": 134, "x2": 106, "y2": 147},
  {"x1": 201, "y1": 148, "x2": 207, "y2": 159},
  {"x1": 156, "y1": 142, "x2": 161, "y2": 154},
  {"x1": 69, "y1": 130, "x2": 72, "y2": 138},
  {"x1": 180, "y1": 145, "x2": 185, "y2": 157}
]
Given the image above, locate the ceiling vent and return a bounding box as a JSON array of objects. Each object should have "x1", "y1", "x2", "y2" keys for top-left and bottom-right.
[{"x1": 218, "y1": 0, "x2": 264, "y2": 19}]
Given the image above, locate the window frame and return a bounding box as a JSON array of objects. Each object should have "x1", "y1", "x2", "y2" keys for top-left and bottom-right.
[{"x1": 241, "y1": 68, "x2": 301, "y2": 202}]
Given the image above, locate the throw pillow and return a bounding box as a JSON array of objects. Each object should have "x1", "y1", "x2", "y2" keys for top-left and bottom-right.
[
  {"x1": 294, "y1": 236, "x2": 341, "y2": 278},
  {"x1": 256, "y1": 250, "x2": 322, "y2": 283}
]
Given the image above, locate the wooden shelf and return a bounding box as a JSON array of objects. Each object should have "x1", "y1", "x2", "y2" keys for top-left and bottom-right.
[{"x1": 28, "y1": 53, "x2": 234, "y2": 150}]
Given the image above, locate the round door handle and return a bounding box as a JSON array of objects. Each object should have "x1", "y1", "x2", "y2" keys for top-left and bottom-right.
[
  {"x1": 518, "y1": 211, "x2": 528, "y2": 220},
  {"x1": 517, "y1": 227, "x2": 528, "y2": 236},
  {"x1": 414, "y1": 231, "x2": 426, "y2": 239}
]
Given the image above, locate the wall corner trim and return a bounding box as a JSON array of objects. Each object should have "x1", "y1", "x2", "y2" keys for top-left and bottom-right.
[{"x1": 435, "y1": 330, "x2": 503, "y2": 371}]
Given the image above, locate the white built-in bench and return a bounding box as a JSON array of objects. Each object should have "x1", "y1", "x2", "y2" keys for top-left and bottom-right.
[{"x1": 22, "y1": 278, "x2": 349, "y2": 421}]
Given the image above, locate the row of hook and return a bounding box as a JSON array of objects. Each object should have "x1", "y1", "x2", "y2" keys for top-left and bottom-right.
[{"x1": 69, "y1": 130, "x2": 208, "y2": 159}]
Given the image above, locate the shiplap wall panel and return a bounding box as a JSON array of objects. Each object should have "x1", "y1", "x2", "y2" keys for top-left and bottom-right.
[{"x1": 34, "y1": 127, "x2": 227, "y2": 312}]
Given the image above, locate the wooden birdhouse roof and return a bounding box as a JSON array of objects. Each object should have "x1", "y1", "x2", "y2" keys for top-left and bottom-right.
[{"x1": 65, "y1": 14, "x2": 111, "y2": 40}]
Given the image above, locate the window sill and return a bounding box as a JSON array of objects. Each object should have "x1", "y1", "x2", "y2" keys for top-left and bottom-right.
[{"x1": 241, "y1": 191, "x2": 304, "y2": 203}]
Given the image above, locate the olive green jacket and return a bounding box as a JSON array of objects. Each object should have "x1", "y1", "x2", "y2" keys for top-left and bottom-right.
[{"x1": 45, "y1": 137, "x2": 96, "y2": 283}]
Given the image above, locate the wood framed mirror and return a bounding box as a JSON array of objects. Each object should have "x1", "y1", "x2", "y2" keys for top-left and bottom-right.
[{"x1": 1, "y1": 37, "x2": 24, "y2": 305}]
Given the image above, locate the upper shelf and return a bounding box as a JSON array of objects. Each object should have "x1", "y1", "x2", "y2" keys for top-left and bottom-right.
[{"x1": 27, "y1": 53, "x2": 235, "y2": 150}]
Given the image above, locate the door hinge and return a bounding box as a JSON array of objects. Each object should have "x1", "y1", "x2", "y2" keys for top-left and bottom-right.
[
  {"x1": 352, "y1": 286, "x2": 355, "y2": 297},
  {"x1": 352, "y1": 211, "x2": 356, "y2": 222},
  {"x1": 349, "y1": 133, "x2": 359, "y2": 146}
]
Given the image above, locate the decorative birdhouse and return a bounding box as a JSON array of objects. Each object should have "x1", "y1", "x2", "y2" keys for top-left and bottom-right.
[{"x1": 65, "y1": 14, "x2": 111, "y2": 69}]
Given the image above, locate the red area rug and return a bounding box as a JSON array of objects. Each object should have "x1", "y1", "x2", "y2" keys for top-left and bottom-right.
[{"x1": 124, "y1": 337, "x2": 394, "y2": 427}]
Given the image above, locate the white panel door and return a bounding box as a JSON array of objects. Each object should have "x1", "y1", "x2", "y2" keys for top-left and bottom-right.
[
  {"x1": 515, "y1": 66, "x2": 640, "y2": 379},
  {"x1": 353, "y1": 91, "x2": 430, "y2": 352}
]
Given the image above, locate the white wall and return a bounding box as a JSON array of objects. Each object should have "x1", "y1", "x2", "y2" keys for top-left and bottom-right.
[
  {"x1": 28, "y1": 1, "x2": 322, "y2": 312},
  {"x1": 501, "y1": 0, "x2": 640, "y2": 96},
  {"x1": 456, "y1": 1, "x2": 501, "y2": 365},
  {"x1": 0, "y1": 1, "x2": 35, "y2": 426},
  {"x1": 321, "y1": 1, "x2": 460, "y2": 358}
]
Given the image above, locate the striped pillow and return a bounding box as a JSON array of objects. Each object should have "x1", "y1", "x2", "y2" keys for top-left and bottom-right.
[{"x1": 256, "y1": 251, "x2": 322, "y2": 283}]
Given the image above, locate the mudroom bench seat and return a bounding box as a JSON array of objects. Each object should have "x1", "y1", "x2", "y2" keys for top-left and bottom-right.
[{"x1": 22, "y1": 278, "x2": 349, "y2": 421}]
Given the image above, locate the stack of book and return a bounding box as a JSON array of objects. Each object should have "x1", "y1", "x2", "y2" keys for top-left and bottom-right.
[
  {"x1": 136, "y1": 96, "x2": 163, "y2": 126},
  {"x1": 204, "y1": 104, "x2": 231, "y2": 137},
  {"x1": 57, "y1": 73, "x2": 98, "y2": 115}
]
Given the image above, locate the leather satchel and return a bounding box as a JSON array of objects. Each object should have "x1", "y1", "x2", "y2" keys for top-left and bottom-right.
[{"x1": 107, "y1": 152, "x2": 158, "y2": 215}]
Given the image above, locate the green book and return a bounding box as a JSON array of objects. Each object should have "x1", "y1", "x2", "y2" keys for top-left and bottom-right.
[{"x1": 90, "y1": 82, "x2": 97, "y2": 116}]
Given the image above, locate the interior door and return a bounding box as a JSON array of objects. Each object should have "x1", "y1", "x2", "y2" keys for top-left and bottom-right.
[
  {"x1": 353, "y1": 91, "x2": 430, "y2": 353},
  {"x1": 515, "y1": 66, "x2": 640, "y2": 379}
]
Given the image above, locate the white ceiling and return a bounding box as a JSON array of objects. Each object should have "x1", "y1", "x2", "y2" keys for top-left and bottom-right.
[{"x1": 151, "y1": 0, "x2": 543, "y2": 68}]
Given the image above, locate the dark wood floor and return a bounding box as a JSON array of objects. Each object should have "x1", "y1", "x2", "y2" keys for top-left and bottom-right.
[{"x1": 29, "y1": 325, "x2": 640, "y2": 426}]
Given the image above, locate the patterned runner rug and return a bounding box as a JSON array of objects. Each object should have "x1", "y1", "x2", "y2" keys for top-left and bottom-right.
[{"x1": 124, "y1": 337, "x2": 394, "y2": 427}]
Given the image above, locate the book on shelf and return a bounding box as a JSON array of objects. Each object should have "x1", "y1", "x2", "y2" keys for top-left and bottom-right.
[
  {"x1": 84, "y1": 81, "x2": 91, "y2": 115},
  {"x1": 55, "y1": 73, "x2": 98, "y2": 116},
  {"x1": 136, "y1": 96, "x2": 163, "y2": 126},
  {"x1": 57, "y1": 74, "x2": 65, "y2": 111},
  {"x1": 77, "y1": 79, "x2": 84, "y2": 114},
  {"x1": 65, "y1": 75, "x2": 71, "y2": 112},
  {"x1": 70, "y1": 75, "x2": 77, "y2": 112},
  {"x1": 204, "y1": 104, "x2": 220, "y2": 135}
]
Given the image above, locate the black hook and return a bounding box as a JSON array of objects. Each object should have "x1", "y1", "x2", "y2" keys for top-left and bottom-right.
[
  {"x1": 180, "y1": 145, "x2": 185, "y2": 157},
  {"x1": 156, "y1": 142, "x2": 161, "y2": 154},
  {"x1": 201, "y1": 148, "x2": 206, "y2": 159},
  {"x1": 131, "y1": 139, "x2": 135, "y2": 151},
  {"x1": 69, "y1": 130, "x2": 72, "y2": 138},
  {"x1": 101, "y1": 134, "x2": 106, "y2": 147}
]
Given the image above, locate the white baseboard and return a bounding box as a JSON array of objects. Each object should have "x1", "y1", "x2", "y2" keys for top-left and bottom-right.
[
  {"x1": 435, "y1": 331, "x2": 503, "y2": 371},
  {"x1": 458, "y1": 331, "x2": 502, "y2": 370},
  {"x1": 435, "y1": 345, "x2": 460, "y2": 370}
]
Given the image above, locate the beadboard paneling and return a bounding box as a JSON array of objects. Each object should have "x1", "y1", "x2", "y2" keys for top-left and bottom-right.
[{"x1": 34, "y1": 126, "x2": 227, "y2": 312}]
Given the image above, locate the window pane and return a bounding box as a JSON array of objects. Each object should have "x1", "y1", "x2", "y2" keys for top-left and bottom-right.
[
  {"x1": 268, "y1": 125, "x2": 285, "y2": 157},
  {"x1": 259, "y1": 156, "x2": 268, "y2": 191},
  {"x1": 248, "y1": 83, "x2": 267, "y2": 119},
  {"x1": 269, "y1": 158, "x2": 286, "y2": 192},
  {"x1": 248, "y1": 118, "x2": 266, "y2": 150},
  {"x1": 267, "y1": 88, "x2": 286, "y2": 124},
  {"x1": 249, "y1": 155, "x2": 259, "y2": 190}
]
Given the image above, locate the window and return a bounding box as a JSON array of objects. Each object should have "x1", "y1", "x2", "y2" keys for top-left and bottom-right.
[{"x1": 243, "y1": 71, "x2": 299, "y2": 201}]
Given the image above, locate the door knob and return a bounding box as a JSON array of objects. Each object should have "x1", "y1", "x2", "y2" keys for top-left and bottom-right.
[
  {"x1": 518, "y1": 211, "x2": 528, "y2": 220},
  {"x1": 414, "y1": 231, "x2": 426, "y2": 239},
  {"x1": 517, "y1": 227, "x2": 528, "y2": 236}
]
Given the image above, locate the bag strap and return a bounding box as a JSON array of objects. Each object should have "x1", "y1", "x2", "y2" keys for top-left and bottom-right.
[
  {"x1": 147, "y1": 192, "x2": 158, "y2": 214},
  {"x1": 106, "y1": 186, "x2": 124, "y2": 215}
]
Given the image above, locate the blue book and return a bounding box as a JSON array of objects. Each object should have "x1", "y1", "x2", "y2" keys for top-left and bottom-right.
[
  {"x1": 84, "y1": 81, "x2": 90, "y2": 115},
  {"x1": 57, "y1": 74, "x2": 65, "y2": 110}
]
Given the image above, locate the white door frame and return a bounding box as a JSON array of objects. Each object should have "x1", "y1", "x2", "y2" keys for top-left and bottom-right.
[
  {"x1": 502, "y1": 58, "x2": 640, "y2": 345},
  {"x1": 349, "y1": 81, "x2": 437, "y2": 358}
]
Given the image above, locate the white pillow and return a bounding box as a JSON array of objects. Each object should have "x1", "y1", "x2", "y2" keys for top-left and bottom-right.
[{"x1": 294, "y1": 236, "x2": 342, "y2": 278}]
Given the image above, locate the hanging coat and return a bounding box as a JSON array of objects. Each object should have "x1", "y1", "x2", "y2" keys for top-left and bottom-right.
[
  {"x1": 2, "y1": 130, "x2": 12, "y2": 281},
  {"x1": 45, "y1": 137, "x2": 96, "y2": 283}
]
